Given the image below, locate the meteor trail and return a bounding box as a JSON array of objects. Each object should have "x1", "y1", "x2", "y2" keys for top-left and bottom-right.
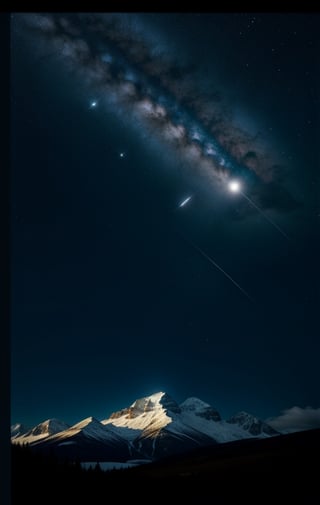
[
  {"x1": 187, "y1": 239, "x2": 254, "y2": 303},
  {"x1": 179, "y1": 196, "x2": 192, "y2": 208},
  {"x1": 227, "y1": 179, "x2": 290, "y2": 241},
  {"x1": 240, "y1": 192, "x2": 291, "y2": 241}
]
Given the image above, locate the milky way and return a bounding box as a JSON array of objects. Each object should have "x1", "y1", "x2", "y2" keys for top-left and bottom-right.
[{"x1": 18, "y1": 13, "x2": 299, "y2": 214}]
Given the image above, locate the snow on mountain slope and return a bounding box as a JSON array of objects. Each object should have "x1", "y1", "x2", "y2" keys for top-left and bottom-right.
[
  {"x1": 101, "y1": 392, "x2": 261, "y2": 459},
  {"x1": 12, "y1": 392, "x2": 279, "y2": 462},
  {"x1": 228, "y1": 411, "x2": 279, "y2": 436},
  {"x1": 102, "y1": 392, "x2": 207, "y2": 458},
  {"x1": 102, "y1": 392, "x2": 176, "y2": 434},
  {"x1": 16, "y1": 416, "x2": 135, "y2": 462},
  {"x1": 31, "y1": 418, "x2": 70, "y2": 435},
  {"x1": 180, "y1": 397, "x2": 221, "y2": 421},
  {"x1": 168, "y1": 413, "x2": 256, "y2": 443},
  {"x1": 11, "y1": 423, "x2": 30, "y2": 439},
  {"x1": 103, "y1": 392, "x2": 255, "y2": 443},
  {"x1": 12, "y1": 419, "x2": 70, "y2": 445},
  {"x1": 49, "y1": 417, "x2": 125, "y2": 444}
]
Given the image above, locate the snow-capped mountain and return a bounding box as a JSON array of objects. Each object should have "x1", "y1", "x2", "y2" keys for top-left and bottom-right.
[
  {"x1": 30, "y1": 418, "x2": 70, "y2": 436},
  {"x1": 227, "y1": 411, "x2": 279, "y2": 436},
  {"x1": 11, "y1": 423, "x2": 30, "y2": 439},
  {"x1": 12, "y1": 391, "x2": 279, "y2": 462},
  {"x1": 13, "y1": 419, "x2": 70, "y2": 444},
  {"x1": 101, "y1": 392, "x2": 259, "y2": 459},
  {"x1": 180, "y1": 397, "x2": 221, "y2": 421}
]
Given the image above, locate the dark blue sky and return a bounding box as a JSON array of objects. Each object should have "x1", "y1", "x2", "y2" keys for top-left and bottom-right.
[{"x1": 11, "y1": 13, "x2": 319, "y2": 428}]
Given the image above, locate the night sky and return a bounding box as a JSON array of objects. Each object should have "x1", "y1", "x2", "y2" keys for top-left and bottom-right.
[{"x1": 11, "y1": 13, "x2": 319, "y2": 428}]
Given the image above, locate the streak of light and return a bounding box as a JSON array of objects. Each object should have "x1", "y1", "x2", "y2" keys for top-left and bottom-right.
[
  {"x1": 179, "y1": 196, "x2": 192, "y2": 208},
  {"x1": 187, "y1": 239, "x2": 255, "y2": 303},
  {"x1": 240, "y1": 191, "x2": 291, "y2": 241}
]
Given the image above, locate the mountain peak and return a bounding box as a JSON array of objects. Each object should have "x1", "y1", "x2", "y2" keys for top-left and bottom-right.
[
  {"x1": 180, "y1": 397, "x2": 212, "y2": 410},
  {"x1": 228, "y1": 411, "x2": 279, "y2": 436},
  {"x1": 110, "y1": 391, "x2": 181, "y2": 420},
  {"x1": 131, "y1": 391, "x2": 181, "y2": 413},
  {"x1": 228, "y1": 411, "x2": 261, "y2": 425},
  {"x1": 134, "y1": 391, "x2": 167, "y2": 404},
  {"x1": 180, "y1": 397, "x2": 221, "y2": 421},
  {"x1": 11, "y1": 423, "x2": 30, "y2": 438},
  {"x1": 30, "y1": 418, "x2": 70, "y2": 436},
  {"x1": 70, "y1": 417, "x2": 101, "y2": 429}
]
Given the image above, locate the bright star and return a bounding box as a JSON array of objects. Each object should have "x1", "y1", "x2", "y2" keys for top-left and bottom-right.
[{"x1": 228, "y1": 180, "x2": 241, "y2": 193}]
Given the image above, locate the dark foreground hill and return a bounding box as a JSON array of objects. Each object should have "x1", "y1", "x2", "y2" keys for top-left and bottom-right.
[{"x1": 12, "y1": 428, "x2": 320, "y2": 504}]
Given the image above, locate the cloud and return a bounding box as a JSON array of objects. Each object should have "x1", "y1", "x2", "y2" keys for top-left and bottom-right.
[{"x1": 267, "y1": 406, "x2": 320, "y2": 433}]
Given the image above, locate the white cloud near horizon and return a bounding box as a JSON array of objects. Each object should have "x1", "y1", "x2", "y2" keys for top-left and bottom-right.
[{"x1": 267, "y1": 406, "x2": 320, "y2": 433}]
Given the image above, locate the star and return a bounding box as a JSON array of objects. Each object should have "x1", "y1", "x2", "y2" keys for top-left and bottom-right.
[
  {"x1": 228, "y1": 180, "x2": 241, "y2": 193},
  {"x1": 90, "y1": 100, "x2": 97, "y2": 108},
  {"x1": 119, "y1": 152, "x2": 125, "y2": 158}
]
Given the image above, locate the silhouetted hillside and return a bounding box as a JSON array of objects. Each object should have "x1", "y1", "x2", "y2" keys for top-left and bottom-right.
[{"x1": 12, "y1": 428, "x2": 320, "y2": 504}]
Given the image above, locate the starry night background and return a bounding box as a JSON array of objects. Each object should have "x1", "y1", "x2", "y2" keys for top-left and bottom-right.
[{"x1": 11, "y1": 13, "x2": 319, "y2": 428}]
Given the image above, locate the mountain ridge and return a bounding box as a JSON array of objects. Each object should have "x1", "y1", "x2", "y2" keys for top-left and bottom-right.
[{"x1": 12, "y1": 391, "x2": 279, "y2": 462}]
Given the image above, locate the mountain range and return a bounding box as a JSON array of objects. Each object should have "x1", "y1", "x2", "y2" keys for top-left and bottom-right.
[{"x1": 11, "y1": 391, "x2": 279, "y2": 462}]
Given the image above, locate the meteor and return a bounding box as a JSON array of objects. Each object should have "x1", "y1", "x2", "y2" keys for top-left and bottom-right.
[
  {"x1": 241, "y1": 192, "x2": 291, "y2": 241},
  {"x1": 179, "y1": 196, "x2": 192, "y2": 208},
  {"x1": 228, "y1": 179, "x2": 290, "y2": 241},
  {"x1": 185, "y1": 237, "x2": 254, "y2": 303}
]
